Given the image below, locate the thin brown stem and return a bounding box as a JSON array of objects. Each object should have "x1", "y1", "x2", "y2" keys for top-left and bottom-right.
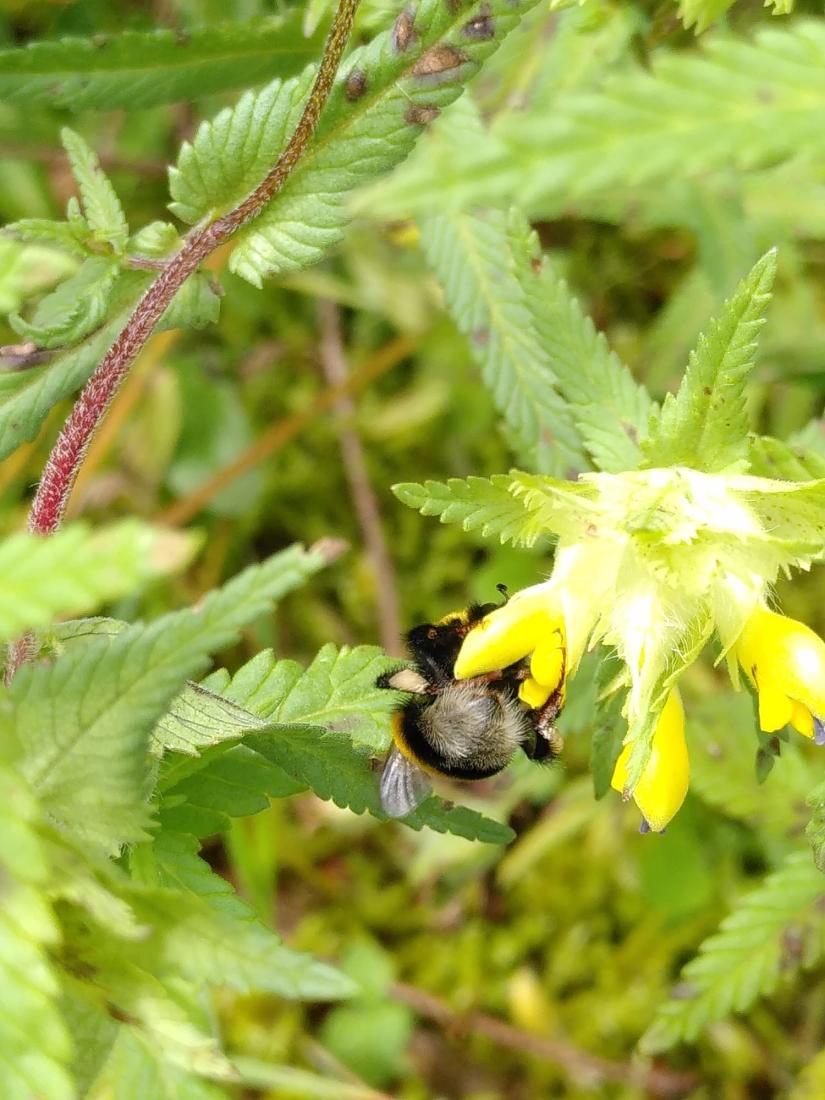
[
  {"x1": 390, "y1": 982, "x2": 698, "y2": 1098},
  {"x1": 155, "y1": 334, "x2": 416, "y2": 527},
  {"x1": 27, "y1": 0, "x2": 360, "y2": 539},
  {"x1": 317, "y1": 300, "x2": 403, "y2": 656}
]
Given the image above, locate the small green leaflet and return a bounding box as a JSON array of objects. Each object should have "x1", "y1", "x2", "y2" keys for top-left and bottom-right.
[
  {"x1": 10, "y1": 257, "x2": 119, "y2": 348},
  {"x1": 0, "y1": 14, "x2": 325, "y2": 111},
  {"x1": 641, "y1": 850, "x2": 825, "y2": 1053},
  {"x1": 89, "y1": 1030, "x2": 230, "y2": 1100},
  {"x1": 60, "y1": 128, "x2": 128, "y2": 253},
  {"x1": 0, "y1": 520, "x2": 191, "y2": 644},
  {"x1": 12, "y1": 544, "x2": 325, "y2": 851},
  {"x1": 392, "y1": 476, "x2": 540, "y2": 545},
  {"x1": 643, "y1": 250, "x2": 776, "y2": 472},
  {"x1": 0, "y1": 278, "x2": 148, "y2": 462}
]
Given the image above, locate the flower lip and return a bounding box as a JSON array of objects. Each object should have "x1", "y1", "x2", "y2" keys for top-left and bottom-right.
[{"x1": 453, "y1": 583, "x2": 565, "y2": 682}]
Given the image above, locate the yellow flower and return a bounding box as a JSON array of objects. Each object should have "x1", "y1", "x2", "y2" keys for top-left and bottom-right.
[
  {"x1": 453, "y1": 583, "x2": 566, "y2": 705},
  {"x1": 735, "y1": 606, "x2": 825, "y2": 744},
  {"x1": 611, "y1": 689, "x2": 688, "y2": 833}
]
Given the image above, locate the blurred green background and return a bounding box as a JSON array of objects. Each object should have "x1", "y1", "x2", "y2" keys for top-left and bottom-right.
[{"x1": 3, "y1": 0, "x2": 825, "y2": 1096}]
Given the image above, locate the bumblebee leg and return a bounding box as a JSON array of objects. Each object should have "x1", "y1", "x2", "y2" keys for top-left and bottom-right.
[{"x1": 523, "y1": 686, "x2": 565, "y2": 761}]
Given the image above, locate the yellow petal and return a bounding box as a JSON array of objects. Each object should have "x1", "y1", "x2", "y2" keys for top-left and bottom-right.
[
  {"x1": 519, "y1": 677, "x2": 552, "y2": 708},
  {"x1": 611, "y1": 689, "x2": 689, "y2": 833},
  {"x1": 454, "y1": 584, "x2": 562, "y2": 679},
  {"x1": 789, "y1": 699, "x2": 814, "y2": 739},
  {"x1": 757, "y1": 681, "x2": 794, "y2": 733},
  {"x1": 530, "y1": 632, "x2": 565, "y2": 690}
]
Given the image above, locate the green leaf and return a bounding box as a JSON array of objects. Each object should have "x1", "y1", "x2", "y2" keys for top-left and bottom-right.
[
  {"x1": 140, "y1": 831, "x2": 355, "y2": 999},
  {"x1": 10, "y1": 257, "x2": 120, "y2": 348},
  {"x1": 392, "y1": 476, "x2": 541, "y2": 546},
  {"x1": 159, "y1": 745, "x2": 304, "y2": 836},
  {"x1": 90, "y1": 1029, "x2": 231, "y2": 1100},
  {"x1": 153, "y1": 682, "x2": 269, "y2": 757},
  {"x1": 513, "y1": 216, "x2": 655, "y2": 473},
  {"x1": 0, "y1": 764, "x2": 73, "y2": 1100},
  {"x1": 747, "y1": 434, "x2": 825, "y2": 481},
  {"x1": 2, "y1": 217, "x2": 88, "y2": 256},
  {"x1": 419, "y1": 206, "x2": 585, "y2": 475},
  {"x1": 224, "y1": 0, "x2": 549, "y2": 285},
  {"x1": 641, "y1": 850, "x2": 825, "y2": 1053},
  {"x1": 12, "y1": 544, "x2": 325, "y2": 851},
  {"x1": 233, "y1": 1057, "x2": 389, "y2": 1100},
  {"x1": 359, "y1": 21, "x2": 825, "y2": 220},
  {"x1": 0, "y1": 14, "x2": 325, "y2": 111},
  {"x1": 677, "y1": 0, "x2": 735, "y2": 33},
  {"x1": 167, "y1": 645, "x2": 515, "y2": 843},
  {"x1": 806, "y1": 778, "x2": 825, "y2": 872},
  {"x1": 0, "y1": 521, "x2": 190, "y2": 644},
  {"x1": 60, "y1": 128, "x2": 128, "y2": 253},
  {"x1": 0, "y1": 280, "x2": 147, "y2": 462},
  {"x1": 643, "y1": 251, "x2": 776, "y2": 472}
]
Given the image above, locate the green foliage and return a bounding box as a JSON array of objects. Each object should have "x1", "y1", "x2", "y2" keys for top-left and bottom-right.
[
  {"x1": 0, "y1": 520, "x2": 189, "y2": 642},
  {"x1": 10, "y1": 257, "x2": 120, "y2": 346},
  {"x1": 642, "y1": 850, "x2": 825, "y2": 1053},
  {"x1": 392, "y1": 475, "x2": 540, "y2": 545},
  {"x1": 13, "y1": 544, "x2": 325, "y2": 851},
  {"x1": 0, "y1": 14, "x2": 325, "y2": 110},
  {"x1": 225, "y1": 0, "x2": 548, "y2": 285},
  {"x1": 0, "y1": 764, "x2": 73, "y2": 1100},
  {"x1": 159, "y1": 644, "x2": 516, "y2": 844},
  {"x1": 643, "y1": 251, "x2": 776, "y2": 471},
  {"x1": 360, "y1": 21, "x2": 825, "y2": 219},
  {"x1": 60, "y1": 128, "x2": 129, "y2": 254}
]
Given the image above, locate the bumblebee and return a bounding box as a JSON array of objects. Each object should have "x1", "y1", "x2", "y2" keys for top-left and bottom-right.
[{"x1": 378, "y1": 601, "x2": 563, "y2": 817}]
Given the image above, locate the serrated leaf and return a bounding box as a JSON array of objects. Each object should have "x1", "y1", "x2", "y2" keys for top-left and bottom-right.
[
  {"x1": 0, "y1": 764, "x2": 73, "y2": 1100},
  {"x1": 128, "y1": 221, "x2": 180, "y2": 258},
  {"x1": 159, "y1": 745, "x2": 305, "y2": 836},
  {"x1": 641, "y1": 850, "x2": 825, "y2": 1053},
  {"x1": 3, "y1": 217, "x2": 88, "y2": 256},
  {"x1": 419, "y1": 203, "x2": 585, "y2": 476},
  {"x1": 747, "y1": 434, "x2": 825, "y2": 481},
  {"x1": 60, "y1": 128, "x2": 128, "y2": 252},
  {"x1": 677, "y1": 0, "x2": 734, "y2": 33},
  {"x1": 392, "y1": 476, "x2": 540, "y2": 546},
  {"x1": 0, "y1": 520, "x2": 190, "y2": 644},
  {"x1": 169, "y1": 646, "x2": 515, "y2": 843},
  {"x1": 140, "y1": 831, "x2": 354, "y2": 999},
  {"x1": 12, "y1": 544, "x2": 325, "y2": 851},
  {"x1": 806, "y1": 779, "x2": 825, "y2": 872},
  {"x1": 0, "y1": 15, "x2": 325, "y2": 111},
  {"x1": 643, "y1": 251, "x2": 776, "y2": 472},
  {"x1": 10, "y1": 257, "x2": 120, "y2": 348},
  {"x1": 513, "y1": 214, "x2": 654, "y2": 473},
  {"x1": 0, "y1": 277, "x2": 148, "y2": 461},
  {"x1": 153, "y1": 682, "x2": 269, "y2": 757},
  {"x1": 357, "y1": 21, "x2": 825, "y2": 222},
  {"x1": 225, "y1": 0, "x2": 548, "y2": 285}
]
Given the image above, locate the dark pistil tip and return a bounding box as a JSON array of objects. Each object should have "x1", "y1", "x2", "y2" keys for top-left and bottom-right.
[
  {"x1": 814, "y1": 717, "x2": 825, "y2": 746},
  {"x1": 639, "y1": 818, "x2": 651, "y2": 834}
]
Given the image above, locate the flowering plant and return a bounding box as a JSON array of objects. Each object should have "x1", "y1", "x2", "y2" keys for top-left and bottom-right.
[{"x1": 397, "y1": 250, "x2": 825, "y2": 835}]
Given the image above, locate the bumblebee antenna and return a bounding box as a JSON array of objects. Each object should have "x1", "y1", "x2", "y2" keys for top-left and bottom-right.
[{"x1": 496, "y1": 583, "x2": 509, "y2": 604}]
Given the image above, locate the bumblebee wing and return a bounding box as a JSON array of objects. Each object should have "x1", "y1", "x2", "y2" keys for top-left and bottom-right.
[{"x1": 379, "y1": 746, "x2": 432, "y2": 818}]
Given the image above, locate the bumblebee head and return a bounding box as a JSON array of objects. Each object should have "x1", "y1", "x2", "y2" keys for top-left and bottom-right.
[{"x1": 405, "y1": 603, "x2": 497, "y2": 683}]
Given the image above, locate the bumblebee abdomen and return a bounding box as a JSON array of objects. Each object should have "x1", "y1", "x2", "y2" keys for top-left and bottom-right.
[{"x1": 399, "y1": 683, "x2": 532, "y2": 781}]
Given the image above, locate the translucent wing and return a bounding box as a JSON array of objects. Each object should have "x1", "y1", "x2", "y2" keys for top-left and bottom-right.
[{"x1": 379, "y1": 746, "x2": 431, "y2": 817}]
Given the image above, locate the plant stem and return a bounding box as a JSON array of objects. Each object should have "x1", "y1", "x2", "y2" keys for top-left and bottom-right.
[{"x1": 27, "y1": 0, "x2": 360, "y2": 538}]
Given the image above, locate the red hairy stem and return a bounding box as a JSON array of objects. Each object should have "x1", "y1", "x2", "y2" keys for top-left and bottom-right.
[{"x1": 27, "y1": 0, "x2": 360, "y2": 537}]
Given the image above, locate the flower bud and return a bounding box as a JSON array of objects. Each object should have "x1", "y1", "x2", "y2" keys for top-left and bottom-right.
[{"x1": 611, "y1": 689, "x2": 689, "y2": 833}]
